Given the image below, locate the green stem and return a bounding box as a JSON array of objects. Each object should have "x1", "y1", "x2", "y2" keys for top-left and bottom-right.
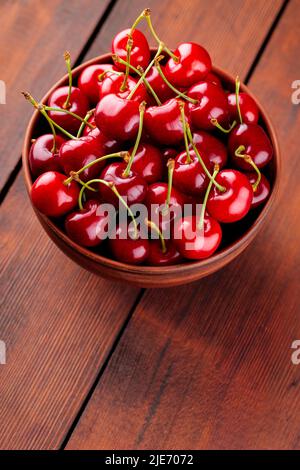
[
  {"x1": 143, "y1": 8, "x2": 179, "y2": 62},
  {"x1": 155, "y1": 58, "x2": 198, "y2": 104},
  {"x1": 198, "y1": 165, "x2": 219, "y2": 230},
  {"x1": 235, "y1": 76, "x2": 243, "y2": 124},
  {"x1": 178, "y1": 100, "x2": 191, "y2": 163},
  {"x1": 145, "y1": 219, "x2": 167, "y2": 254},
  {"x1": 210, "y1": 118, "x2": 236, "y2": 133},
  {"x1": 76, "y1": 109, "x2": 95, "y2": 138},
  {"x1": 44, "y1": 106, "x2": 94, "y2": 128},
  {"x1": 63, "y1": 51, "x2": 72, "y2": 109},
  {"x1": 123, "y1": 102, "x2": 146, "y2": 177},
  {"x1": 166, "y1": 159, "x2": 175, "y2": 208},
  {"x1": 98, "y1": 69, "x2": 123, "y2": 81},
  {"x1": 186, "y1": 122, "x2": 226, "y2": 193},
  {"x1": 235, "y1": 145, "x2": 261, "y2": 191}
]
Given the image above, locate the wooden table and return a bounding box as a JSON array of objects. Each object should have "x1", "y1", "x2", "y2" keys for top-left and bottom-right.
[{"x1": 0, "y1": 0, "x2": 299, "y2": 450}]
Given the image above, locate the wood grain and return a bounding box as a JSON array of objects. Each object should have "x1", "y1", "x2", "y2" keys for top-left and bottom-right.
[
  {"x1": 67, "y1": 0, "x2": 300, "y2": 450},
  {"x1": 0, "y1": 0, "x2": 113, "y2": 192}
]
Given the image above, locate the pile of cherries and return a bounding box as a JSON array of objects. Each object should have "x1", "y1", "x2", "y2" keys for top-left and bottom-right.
[{"x1": 25, "y1": 8, "x2": 273, "y2": 266}]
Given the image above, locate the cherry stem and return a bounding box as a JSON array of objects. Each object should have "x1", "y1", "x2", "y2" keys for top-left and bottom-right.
[
  {"x1": 198, "y1": 165, "x2": 220, "y2": 231},
  {"x1": 82, "y1": 178, "x2": 138, "y2": 238},
  {"x1": 165, "y1": 159, "x2": 175, "y2": 209},
  {"x1": 76, "y1": 109, "x2": 95, "y2": 138},
  {"x1": 186, "y1": 121, "x2": 226, "y2": 193},
  {"x1": 235, "y1": 145, "x2": 261, "y2": 191},
  {"x1": 145, "y1": 218, "x2": 167, "y2": 254},
  {"x1": 235, "y1": 76, "x2": 243, "y2": 124},
  {"x1": 98, "y1": 70, "x2": 123, "y2": 81},
  {"x1": 210, "y1": 118, "x2": 236, "y2": 133},
  {"x1": 63, "y1": 51, "x2": 72, "y2": 109},
  {"x1": 126, "y1": 42, "x2": 164, "y2": 101},
  {"x1": 113, "y1": 55, "x2": 161, "y2": 105},
  {"x1": 22, "y1": 91, "x2": 77, "y2": 140},
  {"x1": 178, "y1": 100, "x2": 191, "y2": 164},
  {"x1": 44, "y1": 105, "x2": 95, "y2": 128},
  {"x1": 143, "y1": 8, "x2": 179, "y2": 62},
  {"x1": 63, "y1": 151, "x2": 128, "y2": 185},
  {"x1": 155, "y1": 57, "x2": 198, "y2": 104},
  {"x1": 123, "y1": 102, "x2": 146, "y2": 177}
]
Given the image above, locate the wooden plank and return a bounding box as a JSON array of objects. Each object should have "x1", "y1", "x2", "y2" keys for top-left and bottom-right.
[
  {"x1": 0, "y1": 0, "x2": 113, "y2": 192},
  {"x1": 67, "y1": 0, "x2": 300, "y2": 450}
]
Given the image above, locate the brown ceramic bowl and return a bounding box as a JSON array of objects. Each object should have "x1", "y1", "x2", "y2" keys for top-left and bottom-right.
[{"x1": 22, "y1": 50, "x2": 280, "y2": 287}]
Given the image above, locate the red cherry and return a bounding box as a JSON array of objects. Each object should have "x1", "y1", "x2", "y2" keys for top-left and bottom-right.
[
  {"x1": 192, "y1": 130, "x2": 228, "y2": 168},
  {"x1": 228, "y1": 123, "x2": 273, "y2": 170},
  {"x1": 129, "y1": 143, "x2": 163, "y2": 183},
  {"x1": 206, "y1": 72, "x2": 222, "y2": 88},
  {"x1": 99, "y1": 72, "x2": 147, "y2": 103},
  {"x1": 207, "y1": 169, "x2": 252, "y2": 223},
  {"x1": 148, "y1": 240, "x2": 182, "y2": 266},
  {"x1": 188, "y1": 81, "x2": 229, "y2": 130},
  {"x1": 65, "y1": 200, "x2": 110, "y2": 247},
  {"x1": 146, "y1": 65, "x2": 175, "y2": 102},
  {"x1": 173, "y1": 214, "x2": 222, "y2": 259},
  {"x1": 109, "y1": 223, "x2": 150, "y2": 265},
  {"x1": 29, "y1": 134, "x2": 65, "y2": 177},
  {"x1": 246, "y1": 173, "x2": 270, "y2": 209},
  {"x1": 31, "y1": 171, "x2": 79, "y2": 217},
  {"x1": 78, "y1": 64, "x2": 113, "y2": 104},
  {"x1": 165, "y1": 42, "x2": 212, "y2": 88},
  {"x1": 173, "y1": 149, "x2": 210, "y2": 196},
  {"x1": 99, "y1": 161, "x2": 147, "y2": 207},
  {"x1": 82, "y1": 113, "x2": 97, "y2": 136},
  {"x1": 47, "y1": 86, "x2": 88, "y2": 133},
  {"x1": 95, "y1": 94, "x2": 140, "y2": 141},
  {"x1": 112, "y1": 29, "x2": 150, "y2": 72},
  {"x1": 227, "y1": 92, "x2": 259, "y2": 124},
  {"x1": 144, "y1": 98, "x2": 189, "y2": 146}
]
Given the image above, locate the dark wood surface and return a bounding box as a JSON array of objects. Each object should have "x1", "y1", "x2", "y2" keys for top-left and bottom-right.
[{"x1": 1, "y1": 0, "x2": 299, "y2": 450}]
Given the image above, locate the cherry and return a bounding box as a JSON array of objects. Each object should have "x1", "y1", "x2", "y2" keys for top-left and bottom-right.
[
  {"x1": 112, "y1": 29, "x2": 150, "y2": 72},
  {"x1": 146, "y1": 219, "x2": 182, "y2": 266},
  {"x1": 78, "y1": 63, "x2": 114, "y2": 104},
  {"x1": 173, "y1": 149, "x2": 210, "y2": 196},
  {"x1": 206, "y1": 72, "x2": 222, "y2": 88},
  {"x1": 228, "y1": 123, "x2": 273, "y2": 170},
  {"x1": 31, "y1": 171, "x2": 79, "y2": 217},
  {"x1": 188, "y1": 81, "x2": 229, "y2": 131},
  {"x1": 245, "y1": 173, "x2": 270, "y2": 209},
  {"x1": 109, "y1": 223, "x2": 150, "y2": 265},
  {"x1": 144, "y1": 98, "x2": 189, "y2": 146},
  {"x1": 165, "y1": 42, "x2": 212, "y2": 88},
  {"x1": 129, "y1": 143, "x2": 163, "y2": 183},
  {"x1": 146, "y1": 65, "x2": 175, "y2": 102},
  {"x1": 65, "y1": 200, "x2": 110, "y2": 247},
  {"x1": 99, "y1": 71, "x2": 147, "y2": 103},
  {"x1": 95, "y1": 94, "x2": 140, "y2": 141},
  {"x1": 99, "y1": 162, "x2": 147, "y2": 207},
  {"x1": 207, "y1": 169, "x2": 252, "y2": 223},
  {"x1": 173, "y1": 214, "x2": 222, "y2": 259},
  {"x1": 227, "y1": 91, "x2": 259, "y2": 125},
  {"x1": 82, "y1": 113, "x2": 97, "y2": 136},
  {"x1": 47, "y1": 86, "x2": 88, "y2": 134},
  {"x1": 29, "y1": 134, "x2": 65, "y2": 177},
  {"x1": 192, "y1": 130, "x2": 228, "y2": 168}
]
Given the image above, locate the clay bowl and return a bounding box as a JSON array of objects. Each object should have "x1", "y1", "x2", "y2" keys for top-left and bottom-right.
[{"x1": 22, "y1": 51, "x2": 280, "y2": 288}]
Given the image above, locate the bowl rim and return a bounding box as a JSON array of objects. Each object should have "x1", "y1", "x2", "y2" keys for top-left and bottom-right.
[{"x1": 22, "y1": 51, "x2": 281, "y2": 276}]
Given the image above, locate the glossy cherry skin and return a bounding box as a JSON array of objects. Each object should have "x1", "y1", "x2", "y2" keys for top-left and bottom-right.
[
  {"x1": 78, "y1": 63, "x2": 113, "y2": 104},
  {"x1": 227, "y1": 92, "x2": 259, "y2": 125},
  {"x1": 31, "y1": 171, "x2": 79, "y2": 217},
  {"x1": 147, "y1": 240, "x2": 182, "y2": 266},
  {"x1": 99, "y1": 72, "x2": 147, "y2": 103},
  {"x1": 47, "y1": 86, "x2": 89, "y2": 133},
  {"x1": 207, "y1": 169, "x2": 252, "y2": 223},
  {"x1": 109, "y1": 223, "x2": 150, "y2": 265},
  {"x1": 206, "y1": 72, "x2": 222, "y2": 88},
  {"x1": 246, "y1": 173, "x2": 271, "y2": 209},
  {"x1": 146, "y1": 65, "x2": 175, "y2": 103},
  {"x1": 188, "y1": 81, "x2": 229, "y2": 130},
  {"x1": 173, "y1": 149, "x2": 210, "y2": 196},
  {"x1": 65, "y1": 200, "x2": 110, "y2": 247},
  {"x1": 129, "y1": 143, "x2": 163, "y2": 183},
  {"x1": 29, "y1": 134, "x2": 65, "y2": 177},
  {"x1": 112, "y1": 29, "x2": 150, "y2": 72},
  {"x1": 99, "y1": 161, "x2": 147, "y2": 207},
  {"x1": 192, "y1": 130, "x2": 227, "y2": 168},
  {"x1": 144, "y1": 98, "x2": 189, "y2": 146},
  {"x1": 228, "y1": 123, "x2": 273, "y2": 170},
  {"x1": 173, "y1": 214, "x2": 222, "y2": 259},
  {"x1": 165, "y1": 42, "x2": 212, "y2": 88},
  {"x1": 95, "y1": 94, "x2": 140, "y2": 141}
]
